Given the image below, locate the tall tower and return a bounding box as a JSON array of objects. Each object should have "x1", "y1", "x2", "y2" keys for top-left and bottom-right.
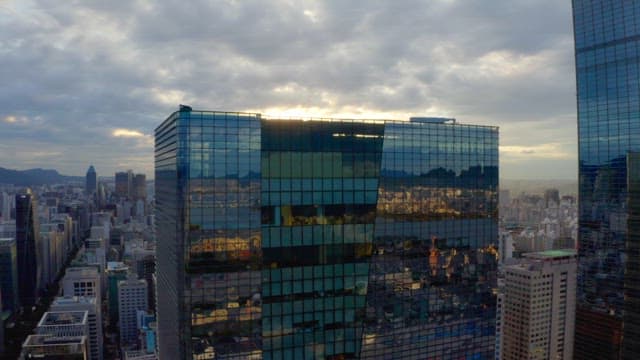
[
  {"x1": 86, "y1": 165, "x2": 97, "y2": 195},
  {"x1": 572, "y1": 1, "x2": 640, "y2": 358},
  {"x1": 155, "y1": 108, "x2": 498, "y2": 359},
  {"x1": 15, "y1": 190, "x2": 39, "y2": 308}
]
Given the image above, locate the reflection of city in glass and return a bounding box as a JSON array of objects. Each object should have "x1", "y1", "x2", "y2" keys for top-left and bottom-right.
[
  {"x1": 155, "y1": 108, "x2": 498, "y2": 359},
  {"x1": 573, "y1": 1, "x2": 640, "y2": 358}
]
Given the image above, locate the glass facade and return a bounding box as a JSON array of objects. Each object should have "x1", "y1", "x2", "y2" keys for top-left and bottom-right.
[
  {"x1": 156, "y1": 109, "x2": 498, "y2": 359},
  {"x1": 572, "y1": 1, "x2": 640, "y2": 358},
  {"x1": 15, "y1": 191, "x2": 39, "y2": 308},
  {"x1": 361, "y1": 122, "x2": 498, "y2": 359}
]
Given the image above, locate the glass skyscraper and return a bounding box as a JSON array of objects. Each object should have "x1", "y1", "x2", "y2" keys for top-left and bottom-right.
[
  {"x1": 15, "y1": 190, "x2": 39, "y2": 309},
  {"x1": 86, "y1": 165, "x2": 97, "y2": 195},
  {"x1": 155, "y1": 107, "x2": 498, "y2": 359},
  {"x1": 572, "y1": 1, "x2": 640, "y2": 358}
]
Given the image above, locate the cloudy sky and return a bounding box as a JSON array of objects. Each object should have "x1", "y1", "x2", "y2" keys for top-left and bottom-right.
[{"x1": 0, "y1": 0, "x2": 577, "y2": 180}]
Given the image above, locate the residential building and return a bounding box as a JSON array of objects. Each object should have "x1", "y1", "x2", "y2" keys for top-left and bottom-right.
[
  {"x1": 498, "y1": 250, "x2": 576, "y2": 359},
  {"x1": 572, "y1": 1, "x2": 640, "y2": 358},
  {"x1": 155, "y1": 108, "x2": 499, "y2": 359}
]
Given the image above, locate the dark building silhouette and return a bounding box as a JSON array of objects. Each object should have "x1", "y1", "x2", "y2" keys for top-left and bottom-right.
[
  {"x1": 15, "y1": 190, "x2": 39, "y2": 308},
  {"x1": 544, "y1": 188, "x2": 560, "y2": 207},
  {"x1": 115, "y1": 170, "x2": 132, "y2": 199},
  {"x1": 132, "y1": 173, "x2": 147, "y2": 201},
  {"x1": 86, "y1": 165, "x2": 97, "y2": 195}
]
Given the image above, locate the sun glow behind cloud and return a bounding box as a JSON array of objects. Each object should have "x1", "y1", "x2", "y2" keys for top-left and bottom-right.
[{"x1": 112, "y1": 128, "x2": 146, "y2": 138}]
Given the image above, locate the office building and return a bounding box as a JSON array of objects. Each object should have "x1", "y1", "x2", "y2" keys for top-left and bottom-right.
[
  {"x1": 107, "y1": 262, "x2": 129, "y2": 326},
  {"x1": 0, "y1": 238, "x2": 19, "y2": 314},
  {"x1": 133, "y1": 173, "x2": 147, "y2": 201},
  {"x1": 0, "y1": 191, "x2": 11, "y2": 221},
  {"x1": 498, "y1": 250, "x2": 576, "y2": 360},
  {"x1": 118, "y1": 279, "x2": 149, "y2": 346},
  {"x1": 50, "y1": 296, "x2": 103, "y2": 360},
  {"x1": 155, "y1": 108, "x2": 498, "y2": 359},
  {"x1": 16, "y1": 190, "x2": 40, "y2": 308},
  {"x1": 62, "y1": 266, "x2": 102, "y2": 299},
  {"x1": 116, "y1": 170, "x2": 134, "y2": 199},
  {"x1": 572, "y1": 1, "x2": 640, "y2": 358},
  {"x1": 86, "y1": 165, "x2": 97, "y2": 196},
  {"x1": 20, "y1": 334, "x2": 88, "y2": 360},
  {"x1": 36, "y1": 311, "x2": 89, "y2": 339},
  {"x1": 133, "y1": 253, "x2": 156, "y2": 312}
]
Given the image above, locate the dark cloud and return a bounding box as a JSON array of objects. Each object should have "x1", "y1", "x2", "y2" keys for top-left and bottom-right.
[{"x1": 0, "y1": 0, "x2": 576, "y2": 179}]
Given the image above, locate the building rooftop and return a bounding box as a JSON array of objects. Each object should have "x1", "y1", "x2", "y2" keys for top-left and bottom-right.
[
  {"x1": 158, "y1": 108, "x2": 499, "y2": 132},
  {"x1": 107, "y1": 261, "x2": 129, "y2": 272},
  {"x1": 65, "y1": 266, "x2": 99, "y2": 275},
  {"x1": 24, "y1": 334, "x2": 86, "y2": 346},
  {"x1": 38, "y1": 311, "x2": 88, "y2": 327},
  {"x1": 0, "y1": 237, "x2": 15, "y2": 245},
  {"x1": 52, "y1": 296, "x2": 97, "y2": 306},
  {"x1": 523, "y1": 249, "x2": 576, "y2": 260}
]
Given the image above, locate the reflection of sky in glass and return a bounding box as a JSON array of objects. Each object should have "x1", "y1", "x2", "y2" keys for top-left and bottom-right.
[
  {"x1": 382, "y1": 123, "x2": 498, "y2": 178},
  {"x1": 574, "y1": 1, "x2": 640, "y2": 358},
  {"x1": 156, "y1": 110, "x2": 499, "y2": 359}
]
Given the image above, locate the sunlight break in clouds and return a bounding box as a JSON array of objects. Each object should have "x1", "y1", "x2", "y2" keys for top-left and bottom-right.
[
  {"x1": 3, "y1": 115, "x2": 29, "y2": 124},
  {"x1": 112, "y1": 128, "x2": 146, "y2": 138}
]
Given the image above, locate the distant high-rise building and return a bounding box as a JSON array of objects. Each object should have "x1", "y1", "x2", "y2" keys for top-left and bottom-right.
[
  {"x1": 498, "y1": 250, "x2": 576, "y2": 360},
  {"x1": 118, "y1": 279, "x2": 148, "y2": 346},
  {"x1": 0, "y1": 238, "x2": 19, "y2": 314},
  {"x1": 132, "y1": 173, "x2": 147, "y2": 201},
  {"x1": 155, "y1": 109, "x2": 499, "y2": 359},
  {"x1": 544, "y1": 188, "x2": 560, "y2": 208},
  {"x1": 499, "y1": 189, "x2": 511, "y2": 209},
  {"x1": 0, "y1": 191, "x2": 11, "y2": 221},
  {"x1": 115, "y1": 170, "x2": 133, "y2": 199},
  {"x1": 572, "y1": 1, "x2": 640, "y2": 358},
  {"x1": 15, "y1": 190, "x2": 40, "y2": 308},
  {"x1": 86, "y1": 165, "x2": 97, "y2": 195}
]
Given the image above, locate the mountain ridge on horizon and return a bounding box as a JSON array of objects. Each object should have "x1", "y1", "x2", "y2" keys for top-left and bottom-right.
[{"x1": 0, "y1": 166, "x2": 83, "y2": 186}]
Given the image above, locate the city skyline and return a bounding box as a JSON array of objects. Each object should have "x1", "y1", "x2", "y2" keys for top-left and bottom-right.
[{"x1": 1, "y1": 0, "x2": 576, "y2": 180}]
